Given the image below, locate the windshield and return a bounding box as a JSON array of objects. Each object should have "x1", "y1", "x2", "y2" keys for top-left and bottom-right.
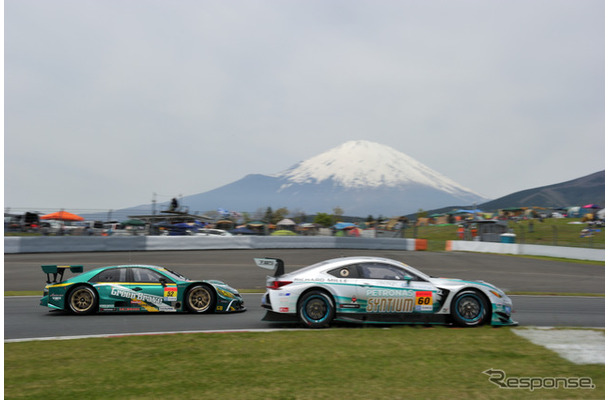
[{"x1": 159, "y1": 267, "x2": 189, "y2": 281}]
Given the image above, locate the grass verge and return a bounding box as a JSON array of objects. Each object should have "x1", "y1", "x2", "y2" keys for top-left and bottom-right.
[{"x1": 4, "y1": 327, "x2": 604, "y2": 399}]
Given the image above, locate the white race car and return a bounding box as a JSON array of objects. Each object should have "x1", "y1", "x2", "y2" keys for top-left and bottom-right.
[{"x1": 255, "y1": 256, "x2": 516, "y2": 328}]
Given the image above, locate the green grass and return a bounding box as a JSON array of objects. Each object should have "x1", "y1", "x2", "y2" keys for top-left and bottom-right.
[
  {"x1": 5, "y1": 291, "x2": 43, "y2": 297},
  {"x1": 4, "y1": 327, "x2": 604, "y2": 399},
  {"x1": 409, "y1": 218, "x2": 605, "y2": 250}
]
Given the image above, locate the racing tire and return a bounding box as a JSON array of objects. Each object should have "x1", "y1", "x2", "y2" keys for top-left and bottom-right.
[
  {"x1": 185, "y1": 285, "x2": 216, "y2": 313},
  {"x1": 451, "y1": 290, "x2": 489, "y2": 327},
  {"x1": 298, "y1": 290, "x2": 335, "y2": 329},
  {"x1": 68, "y1": 285, "x2": 98, "y2": 315}
]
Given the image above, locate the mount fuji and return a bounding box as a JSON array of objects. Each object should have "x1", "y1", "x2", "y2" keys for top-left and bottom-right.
[{"x1": 177, "y1": 140, "x2": 487, "y2": 216}]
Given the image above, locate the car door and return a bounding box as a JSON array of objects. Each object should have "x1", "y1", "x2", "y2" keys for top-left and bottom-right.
[
  {"x1": 89, "y1": 267, "x2": 132, "y2": 312},
  {"x1": 325, "y1": 264, "x2": 364, "y2": 313},
  {"x1": 121, "y1": 268, "x2": 175, "y2": 312},
  {"x1": 354, "y1": 262, "x2": 440, "y2": 315}
]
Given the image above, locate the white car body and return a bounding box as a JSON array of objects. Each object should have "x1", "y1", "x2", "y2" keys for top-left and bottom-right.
[{"x1": 255, "y1": 256, "x2": 516, "y2": 328}]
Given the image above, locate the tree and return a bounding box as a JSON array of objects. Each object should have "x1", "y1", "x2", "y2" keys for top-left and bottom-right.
[
  {"x1": 271, "y1": 207, "x2": 289, "y2": 224},
  {"x1": 291, "y1": 209, "x2": 307, "y2": 224},
  {"x1": 313, "y1": 212, "x2": 334, "y2": 227},
  {"x1": 333, "y1": 206, "x2": 344, "y2": 220}
]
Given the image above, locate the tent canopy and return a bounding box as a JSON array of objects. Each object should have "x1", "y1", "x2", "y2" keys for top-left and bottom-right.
[
  {"x1": 271, "y1": 230, "x2": 297, "y2": 236},
  {"x1": 334, "y1": 222, "x2": 356, "y2": 230},
  {"x1": 40, "y1": 211, "x2": 84, "y2": 221},
  {"x1": 122, "y1": 219, "x2": 146, "y2": 226},
  {"x1": 449, "y1": 209, "x2": 483, "y2": 215}
]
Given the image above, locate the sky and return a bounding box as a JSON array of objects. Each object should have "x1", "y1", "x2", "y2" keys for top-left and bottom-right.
[{"x1": 4, "y1": 0, "x2": 605, "y2": 212}]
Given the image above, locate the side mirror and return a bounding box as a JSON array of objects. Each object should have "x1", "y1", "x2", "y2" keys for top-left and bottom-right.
[
  {"x1": 159, "y1": 278, "x2": 168, "y2": 286},
  {"x1": 404, "y1": 276, "x2": 412, "y2": 284}
]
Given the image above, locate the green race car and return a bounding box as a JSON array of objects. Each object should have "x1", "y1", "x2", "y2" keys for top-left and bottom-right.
[{"x1": 40, "y1": 264, "x2": 245, "y2": 314}]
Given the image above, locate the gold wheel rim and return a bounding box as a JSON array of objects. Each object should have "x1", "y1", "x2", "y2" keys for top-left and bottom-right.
[
  {"x1": 71, "y1": 288, "x2": 94, "y2": 312},
  {"x1": 189, "y1": 288, "x2": 211, "y2": 311}
]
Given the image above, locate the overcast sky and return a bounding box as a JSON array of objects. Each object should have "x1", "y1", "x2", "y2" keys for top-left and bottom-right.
[{"x1": 5, "y1": 0, "x2": 605, "y2": 212}]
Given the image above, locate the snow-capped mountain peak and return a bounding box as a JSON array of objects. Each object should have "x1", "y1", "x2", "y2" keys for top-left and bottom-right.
[{"x1": 275, "y1": 140, "x2": 479, "y2": 196}]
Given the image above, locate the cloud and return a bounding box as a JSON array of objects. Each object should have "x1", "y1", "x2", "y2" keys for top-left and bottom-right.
[{"x1": 5, "y1": 0, "x2": 604, "y2": 210}]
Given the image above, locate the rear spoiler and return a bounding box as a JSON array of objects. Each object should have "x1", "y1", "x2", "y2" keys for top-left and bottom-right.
[
  {"x1": 42, "y1": 265, "x2": 84, "y2": 284},
  {"x1": 254, "y1": 258, "x2": 285, "y2": 277}
]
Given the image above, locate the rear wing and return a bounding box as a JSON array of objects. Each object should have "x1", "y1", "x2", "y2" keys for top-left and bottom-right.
[
  {"x1": 42, "y1": 265, "x2": 84, "y2": 284},
  {"x1": 254, "y1": 258, "x2": 285, "y2": 277}
]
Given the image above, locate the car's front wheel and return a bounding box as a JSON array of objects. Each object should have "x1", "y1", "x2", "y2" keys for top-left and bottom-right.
[
  {"x1": 298, "y1": 290, "x2": 334, "y2": 328},
  {"x1": 185, "y1": 285, "x2": 215, "y2": 313},
  {"x1": 451, "y1": 290, "x2": 489, "y2": 327},
  {"x1": 68, "y1": 285, "x2": 98, "y2": 315}
]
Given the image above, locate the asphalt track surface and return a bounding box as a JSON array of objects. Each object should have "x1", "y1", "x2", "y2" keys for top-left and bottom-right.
[
  {"x1": 4, "y1": 294, "x2": 604, "y2": 341},
  {"x1": 4, "y1": 249, "x2": 605, "y2": 340}
]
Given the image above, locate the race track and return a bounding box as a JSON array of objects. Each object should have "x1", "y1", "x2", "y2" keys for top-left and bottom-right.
[
  {"x1": 4, "y1": 249, "x2": 605, "y2": 292},
  {"x1": 4, "y1": 294, "x2": 604, "y2": 341},
  {"x1": 5, "y1": 249, "x2": 605, "y2": 340}
]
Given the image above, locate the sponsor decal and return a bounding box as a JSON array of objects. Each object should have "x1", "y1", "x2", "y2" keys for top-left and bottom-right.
[
  {"x1": 366, "y1": 288, "x2": 415, "y2": 297},
  {"x1": 365, "y1": 288, "x2": 415, "y2": 313},
  {"x1": 109, "y1": 286, "x2": 174, "y2": 312},
  {"x1": 415, "y1": 291, "x2": 433, "y2": 311},
  {"x1": 279, "y1": 307, "x2": 289, "y2": 313},
  {"x1": 111, "y1": 287, "x2": 165, "y2": 305},
  {"x1": 164, "y1": 286, "x2": 178, "y2": 301},
  {"x1": 366, "y1": 297, "x2": 414, "y2": 313},
  {"x1": 339, "y1": 304, "x2": 361, "y2": 309}
]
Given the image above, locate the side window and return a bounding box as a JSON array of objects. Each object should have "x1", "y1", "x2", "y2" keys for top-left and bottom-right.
[
  {"x1": 359, "y1": 263, "x2": 412, "y2": 281},
  {"x1": 327, "y1": 265, "x2": 360, "y2": 279},
  {"x1": 132, "y1": 268, "x2": 164, "y2": 283},
  {"x1": 89, "y1": 268, "x2": 126, "y2": 283}
]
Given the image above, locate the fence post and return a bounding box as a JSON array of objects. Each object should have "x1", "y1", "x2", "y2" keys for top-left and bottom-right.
[{"x1": 519, "y1": 225, "x2": 526, "y2": 244}]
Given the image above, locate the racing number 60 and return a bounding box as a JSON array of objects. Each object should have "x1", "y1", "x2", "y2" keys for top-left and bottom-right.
[{"x1": 417, "y1": 296, "x2": 431, "y2": 305}]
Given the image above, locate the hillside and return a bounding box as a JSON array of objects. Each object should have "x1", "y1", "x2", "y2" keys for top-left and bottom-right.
[
  {"x1": 479, "y1": 170, "x2": 604, "y2": 210},
  {"x1": 407, "y1": 170, "x2": 605, "y2": 219}
]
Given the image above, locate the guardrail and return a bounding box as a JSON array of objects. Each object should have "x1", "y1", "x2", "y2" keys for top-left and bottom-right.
[
  {"x1": 4, "y1": 236, "x2": 422, "y2": 254},
  {"x1": 445, "y1": 240, "x2": 604, "y2": 262},
  {"x1": 5, "y1": 236, "x2": 603, "y2": 261}
]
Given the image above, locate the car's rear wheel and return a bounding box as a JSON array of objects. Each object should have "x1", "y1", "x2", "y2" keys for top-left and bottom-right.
[
  {"x1": 185, "y1": 285, "x2": 215, "y2": 313},
  {"x1": 298, "y1": 290, "x2": 334, "y2": 328},
  {"x1": 451, "y1": 290, "x2": 489, "y2": 327},
  {"x1": 68, "y1": 285, "x2": 98, "y2": 315}
]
